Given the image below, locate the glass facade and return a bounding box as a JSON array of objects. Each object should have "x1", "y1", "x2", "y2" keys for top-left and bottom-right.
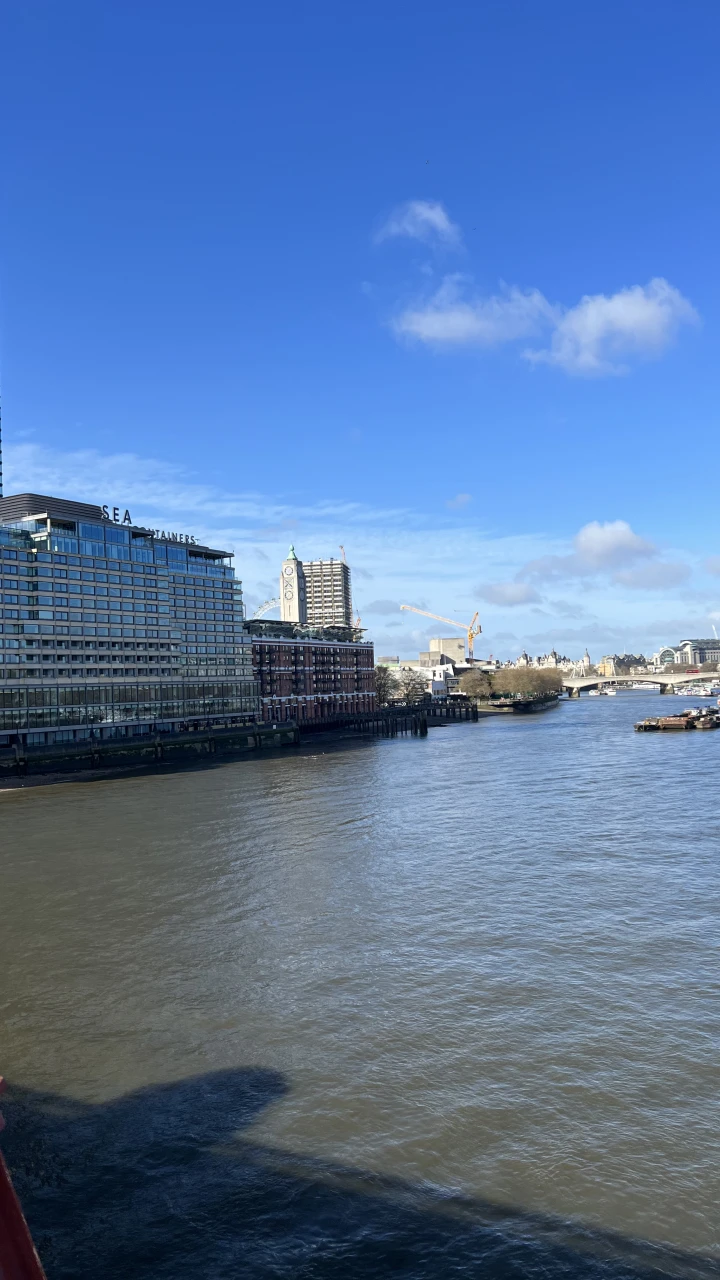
[{"x1": 0, "y1": 503, "x2": 260, "y2": 744}]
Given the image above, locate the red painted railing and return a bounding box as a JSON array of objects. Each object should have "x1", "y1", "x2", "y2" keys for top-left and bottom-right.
[{"x1": 0, "y1": 1080, "x2": 46, "y2": 1280}]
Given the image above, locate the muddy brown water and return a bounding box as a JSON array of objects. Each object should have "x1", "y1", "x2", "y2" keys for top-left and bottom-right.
[{"x1": 1, "y1": 691, "x2": 718, "y2": 1278}]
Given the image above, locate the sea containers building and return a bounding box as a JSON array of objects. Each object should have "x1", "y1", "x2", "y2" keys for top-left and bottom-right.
[{"x1": 0, "y1": 494, "x2": 260, "y2": 746}]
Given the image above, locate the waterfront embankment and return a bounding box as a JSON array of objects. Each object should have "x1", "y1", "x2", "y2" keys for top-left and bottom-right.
[
  {"x1": 0, "y1": 704, "x2": 483, "y2": 784},
  {"x1": 0, "y1": 721, "x2": 300, "y2": 785}
]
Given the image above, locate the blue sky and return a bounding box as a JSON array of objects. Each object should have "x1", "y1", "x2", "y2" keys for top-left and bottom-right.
[{"x1": 3, "y1": 0, "x2": 720, "y2": 659}]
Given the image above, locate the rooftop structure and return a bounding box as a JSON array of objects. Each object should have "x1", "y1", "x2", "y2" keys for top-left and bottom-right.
[{"x1": 418, "y1": 637, "x2": 466, "y2": 666}]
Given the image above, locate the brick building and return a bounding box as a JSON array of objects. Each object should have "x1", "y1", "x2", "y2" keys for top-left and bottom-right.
[{"x1": 250, "y1": 627, "x2": 376, "y2": 722}]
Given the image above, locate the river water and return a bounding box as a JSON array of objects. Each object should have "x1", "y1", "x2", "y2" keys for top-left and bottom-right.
[{"x1": 1, "y1": 691, "x2": 718, "y2": 1279}]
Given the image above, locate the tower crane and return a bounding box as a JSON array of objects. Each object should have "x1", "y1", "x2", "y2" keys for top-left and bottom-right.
[{"x1": 400, "y1": 605, "x2": 482, "y2": 659}]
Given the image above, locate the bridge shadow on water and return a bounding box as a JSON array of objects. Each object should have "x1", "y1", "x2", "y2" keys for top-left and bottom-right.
[{"x1": 2, "y1": 1069, "x2": 716, "y2": 1280}]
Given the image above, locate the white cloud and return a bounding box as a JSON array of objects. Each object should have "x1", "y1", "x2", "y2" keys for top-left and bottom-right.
[
  {"x1": 476, "y1": 582, "x2": 541, "y2": 606},
  {"x1": 614, "y1": 562, "x2": 691, "y2": 590},
  {"x1": 524, "y1": 278, "x2": 699, "y2": 376},
  {"x1": 518, "y1": 520, "x2": 693, "y2": 595},
  {"x1": 705, "y1": 557, "x2": 720, "y2": 577},
  {"x1": 574, "y1": 520, "x2": 656, "y2": 569},
  {"x1": 376, "y1": 200, "x2": 462, "y2": 248},
  {"x1": 394, "y1": 276, "x2": 555, "y2": 346},
  {"x1": 389, "y1": 271, "x2": 697, "y2": 376},
  {"x1": 447, "y1": 492, "x2": 472, "y2": 509},
  {"x1": 3, "y1": 442, "x2": 403, "y2": 534},
  {"x1": 522, "y1": 520, "x2": 657, "y2": 580}
]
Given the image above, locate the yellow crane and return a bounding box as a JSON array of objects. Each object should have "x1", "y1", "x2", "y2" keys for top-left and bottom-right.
[{"x1": 400, "y1": 605, "x2": 482, "y2": 659}]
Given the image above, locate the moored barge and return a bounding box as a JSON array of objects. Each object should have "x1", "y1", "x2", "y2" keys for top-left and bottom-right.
[{"x1": 635, "y1": 708, "x2": 720, "y2": 732}]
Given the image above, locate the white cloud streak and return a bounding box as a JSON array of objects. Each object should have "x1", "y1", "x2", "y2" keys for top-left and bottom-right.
[
  {"x1": 614, "y1": 562, "x2": 691, "y2": 590},
  {"x1": 476, "y1": 582, "x2": 542, "y2": 606},
  {"x1": 394, "y1": 277, "x2": 556, "y2": 346},
  {"x1": 391, "y1": 269, "x2": 697, "y2": 377},
  {"x1": 376, "y1": 200, "x2": 462, "y2": 248},
  {"x1": 4, "y1": 442, "x2": 709, "y2": 660}
]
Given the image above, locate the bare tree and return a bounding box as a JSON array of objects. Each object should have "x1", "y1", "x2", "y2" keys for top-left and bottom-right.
[
  {"x1": 459, "y1": 670, "x2": 493, "y2": 699},
  {"x1": 493, "y1": 667, "x2": 563, "y2": 697},
  {"x1": 374, "y1": 665, "x2": 399, "y2": 706},
  {"x1": 397, "y1": 668, "x2": 429, "y2": 705}
]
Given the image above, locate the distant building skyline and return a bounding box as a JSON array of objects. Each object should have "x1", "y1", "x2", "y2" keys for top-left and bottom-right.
[{"x1": 655, "y1": 639, "x2": 720, "y2": 666}]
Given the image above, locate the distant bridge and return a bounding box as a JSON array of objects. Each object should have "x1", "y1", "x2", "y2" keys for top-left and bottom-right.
[{"x1": 563, "y1": 671, "x2": 719, "y2": 698}]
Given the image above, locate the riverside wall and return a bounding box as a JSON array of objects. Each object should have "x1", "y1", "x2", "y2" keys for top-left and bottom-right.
[
  {"x1": 0, "y1": 702, "x2": 485, "y2": 783},
  {"x1": 0, "y1": 722, "x2": 300, "y2": 781}
]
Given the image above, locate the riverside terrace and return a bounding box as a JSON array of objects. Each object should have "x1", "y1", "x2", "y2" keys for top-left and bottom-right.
[{"x1": 0, "y1": 493, "x2": 259, "y2": 746}]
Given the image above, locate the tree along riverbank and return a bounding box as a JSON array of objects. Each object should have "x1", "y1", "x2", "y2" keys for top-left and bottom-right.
[{"x1": 458, "y1": 668, "x2": 564, "y2": 712}]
